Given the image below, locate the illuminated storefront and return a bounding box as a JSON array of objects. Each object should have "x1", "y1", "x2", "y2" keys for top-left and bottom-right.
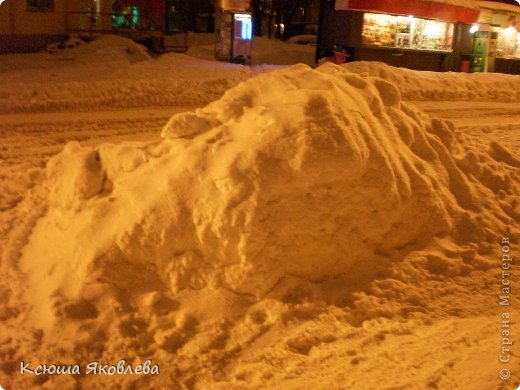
[
  {"x1": 493, "y1": 25, "x2": 520, "y2": 58},
  {"x1": 317, "y1": 0, "x2": 480, "y2": 72},
  {"x1": 475, "y1": 1, "x2": 520, "y2": 73},
  {"x1": 362, "y1": 13, "x2": 455, "y2": 52}
]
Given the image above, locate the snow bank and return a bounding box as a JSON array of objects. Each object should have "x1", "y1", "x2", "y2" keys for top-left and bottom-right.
[
  {"x1": 0, "y1": 33, "x2": 314, "y2": 114},
  {"x1": 75, "y1": 34, "x2": 151, "y2": 63},
  {"x1": 2, "y1": 60, "x2": 519, "y2": 389},
  {"x1": 0, "y1": 35, "x2": 150, "y2": 75},
  {"x1": 185, "y1": 35, "x2": 316, "y2": 66},
  {"x1": 0, "y1": 35, "x2": 255, "y2": 113},
  {"x1": 26, "y1": 63, "x2": 476, "y2": 299},
  {"x1": 11, "y1": 64, "x2": 516, "y2": 387},
  {"x1": 1, "y1": 74, "x2": 249, "y2": 113},
  {"x1": 252, "y1": 36, "x2": 316, "y2": 66},
  {"x1": 343, "y1": 61, "x2": 520, "y2": 101}
]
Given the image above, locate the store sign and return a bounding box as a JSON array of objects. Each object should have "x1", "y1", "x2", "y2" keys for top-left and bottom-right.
[
  {"x1": 336, "y1": 0, "x2": 479, "y2": 23},
  {"x1": 478, "y1": 9, "x2": 493, "y2": 24},
  {"x1": 335, "y1": 0, "x2": 349, "y2": 10},
  {"x1": 217, "y1": 0, "x2": 250, "y2": 11},
  {"x1": 492, "y1": 12, "x2": 509, "y2": 28}
]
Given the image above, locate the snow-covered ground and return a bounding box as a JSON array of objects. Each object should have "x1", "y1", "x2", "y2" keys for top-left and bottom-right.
[{"x1": 0, "y1": 35, "x2": 519, "y2": 390}]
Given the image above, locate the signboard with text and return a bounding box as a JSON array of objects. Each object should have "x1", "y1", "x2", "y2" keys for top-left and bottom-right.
[{"x1": 217, "y1": 0, "x2": 250, "y2": 11}]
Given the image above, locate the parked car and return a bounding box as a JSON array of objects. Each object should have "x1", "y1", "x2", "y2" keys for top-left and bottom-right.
[
  {"x1": 285, "y1": 34, "x2": 317, "y2": 46},
  {"x1": 283, "y1": 22, "x2": 318, "y2": 41}
]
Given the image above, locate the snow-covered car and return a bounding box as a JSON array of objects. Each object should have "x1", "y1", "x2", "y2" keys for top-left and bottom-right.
[{"x1": 285, "y1": 34, "x2": 317, "y2": 46}]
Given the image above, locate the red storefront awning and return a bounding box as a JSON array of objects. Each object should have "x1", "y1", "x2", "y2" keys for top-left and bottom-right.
[{"x1": 337, "y1": 0, "x2": 480, "y2": 23}]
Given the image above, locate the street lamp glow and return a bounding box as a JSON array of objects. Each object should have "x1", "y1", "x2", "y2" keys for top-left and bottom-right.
[
  {"x1": 505, "y1": 26, "x2": 516, "y2": 35},
  {"x1": 469, "y1": 24, "x2": 479, "y2": 34}
]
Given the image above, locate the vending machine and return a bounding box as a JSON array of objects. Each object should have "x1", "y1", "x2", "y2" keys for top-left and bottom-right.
[
  {"x1": 215, "y1": 9, "x2": 253, "y2": 64},
  {"x1": 471, "y1": 30, "x2": 487, "y2": 72},
  {"x1": 471, "y1": 27, "x2": 498, "y2": 72}
]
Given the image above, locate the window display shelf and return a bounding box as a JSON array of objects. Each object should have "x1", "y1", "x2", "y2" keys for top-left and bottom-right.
[{"x1": 362, "y1": 13, "x2": 454, "y2": 52}]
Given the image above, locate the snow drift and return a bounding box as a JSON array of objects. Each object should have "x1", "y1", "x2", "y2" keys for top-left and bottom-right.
[
  {"x1": 23, "y1": 62, "x2": 486, "y2": 315},
  {"x1": 342, "y1": 61, "x2": 520, "y2": 102},
  {"x1": 0, "y1": 35, "x2": 254, "y2": 113},
  {"x1": 8, "y1": 63, "x2": 518, "y2": 388}
]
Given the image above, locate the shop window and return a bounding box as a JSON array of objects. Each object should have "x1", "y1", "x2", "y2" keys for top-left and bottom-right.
[
  {"x1": 112, "y1": 1, "x2": 143, "y2": 30},
  {"x1": 362, "y1": 13, "x2": 454, "y2": 52},
  {"x1": 493, "y1": 26, "x2": 520, "y2": 58},
  {"x1": 27, "y1": 0, "x2": 54, "y2": 12}
]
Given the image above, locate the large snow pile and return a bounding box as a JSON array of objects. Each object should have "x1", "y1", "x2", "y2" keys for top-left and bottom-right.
[
  {"x1": 23, "y1": 63, "x2": 475, "y2": 299},
  {"x1": 186, "y1": 35, "x2": 316, "y2": 66},
  {"x1": 0, "y1": 35, "x2": 150, "y2": 78},
  {"x1": 3, "y1": 63, "x2": 518, "y2": 389},
  {"x1": 0, "y1": 33, "x2": 312, "y2": 114},
  {"x1": 343, "y1": 61, "x2": 520, "y2": 101},
  {"x1": 251, "y1": 36, "x2": 316, "y2": 66},
  {"x1": 74, "y1": 34, "x2": 152, "y2": 63},
  {"x1": 0, "y1": 35, "x2": 255, "y2": 113}
]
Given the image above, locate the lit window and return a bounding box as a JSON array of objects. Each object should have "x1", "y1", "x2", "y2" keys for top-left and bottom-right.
[{"x1": 362, "y1": 13, "x2": 454, "y2": 52}]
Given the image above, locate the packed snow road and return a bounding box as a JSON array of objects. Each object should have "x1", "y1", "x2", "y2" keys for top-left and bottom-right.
[
  {"x1": 413, "y1": 101, "x2": 520, "y2": 130},
  {"x1": 413, "y1": 100, "x2": 520, "y2": 156}
]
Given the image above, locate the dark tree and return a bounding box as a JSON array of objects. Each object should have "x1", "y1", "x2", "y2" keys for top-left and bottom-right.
[
  {"x1": 251, "y1": 0, "x2": 268, "y2": 36},
  {"x1": 268, "y1": 0, "x2": 316, "y2": 39}
]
